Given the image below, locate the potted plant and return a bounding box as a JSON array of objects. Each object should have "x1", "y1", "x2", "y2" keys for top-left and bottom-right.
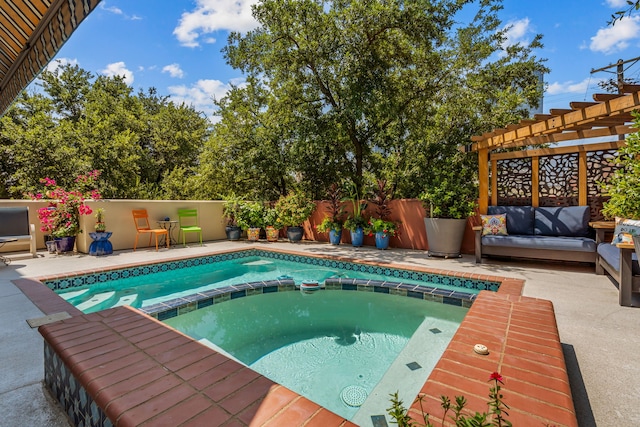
[
  {"x1": 364, "y1": 218, "x2": 400, "y2": 250},
  {"x1": 419, "y1": 154, "x2": 478, "y2": 258},
  {"x1": 29, "y1": 171, "x2": 101, "y2": 253},
  {"x1": 94, "y1": 208, "x2": 106, "y2": 232},
  {"x1": 263, "y1": 205, "x2": 282, "y2": 242},
  {"x1": 275, "y1": 190, "x2": 316, "y2": 242},
  {"x1": 364, "y1": 180, "x2": 400, "y2": 250},
  {"x1": 89, "y1": 207, "x2": 113, "y2": 256},
  {"x1": 315, "y1": 183, "x2": 345, "y2": 245},
  {"x1": 236, "y1": 201, "x2": 265, "y2": 241},
  {"x1": 343, "y1": 181, "x2": 367, "y2": 247},
  {"x1": 222, "y1": 194, "x2": 242, "y2": 240}
]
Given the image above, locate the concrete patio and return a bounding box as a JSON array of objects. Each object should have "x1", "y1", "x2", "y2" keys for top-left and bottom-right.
[{"x1": 1, "y1": 240, "x2": 638, "y2": 426}]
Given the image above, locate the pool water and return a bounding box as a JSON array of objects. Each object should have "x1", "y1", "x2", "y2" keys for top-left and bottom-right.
[
  {"x1": 164, "y1": 290, "x2": 466, "y2": 420},
  {"x1": 55, "y1": 255, "x2": 480, "y2": 313}
]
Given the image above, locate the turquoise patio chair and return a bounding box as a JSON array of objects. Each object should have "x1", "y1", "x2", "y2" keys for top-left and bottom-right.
[{"x1": 178, "y1": 209, "x2": 202, "y2": 247}]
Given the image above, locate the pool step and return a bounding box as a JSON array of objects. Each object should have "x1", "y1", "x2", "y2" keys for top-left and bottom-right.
[
  {"x1": 113, "y1": 293, "x2": 139, "y2": 308},
  {"x1": 76, "y1": 291, "x2": 116, "y2": 312},
  {"x1": 59, "y1": 288, "x2": 90, "y2": 303}
]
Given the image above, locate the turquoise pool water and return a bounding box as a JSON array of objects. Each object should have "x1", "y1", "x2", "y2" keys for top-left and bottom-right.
[
  {"x1": 164, "y1": 290, "x2": 466, "y2": 420},
  {"x1": 53, "y1": 253, "x2": 490, "y2": 314}
]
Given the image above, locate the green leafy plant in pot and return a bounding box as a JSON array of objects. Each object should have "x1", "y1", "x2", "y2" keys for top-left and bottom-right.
[
  {"x1": 364, "y1": 179, "x2": 400, "y2": 250},
  {"x1": 222, "y1": 194, "x2": 242, "y2": 240},
  {"x1": 343, "y1": 181, "x2": 368, "y2": 247},
  {"x1": 263, "y1": 205, "x2": 283, "y2": 242},
  {"x1": 94, "y1": 208, "x2": 107, "y2": 232},
  {"x1": 236, "y1": 201, "x2": 265, "y2": 241},
  {"x1": 316, "y1": 183, "x2": 346, "y2": 245},
  {"x1": 419, "y1": 153, "x2": 477, "y2": 258},
  {"x1": 275, "y1": 190, "x2": 316, "y2": 242}
]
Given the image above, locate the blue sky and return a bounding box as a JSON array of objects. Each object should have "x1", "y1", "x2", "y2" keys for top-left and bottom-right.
[{"x1": 35, "y1": 0, "x2": 640, "y2": 121}]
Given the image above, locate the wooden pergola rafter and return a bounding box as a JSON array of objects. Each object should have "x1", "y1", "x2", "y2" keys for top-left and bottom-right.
[
  {"x1": 470, "y1": 85, "x2": 640, "y2": 213},
  {"x1": 470, "y1": 84, "x2": 640, "y2": 152}
]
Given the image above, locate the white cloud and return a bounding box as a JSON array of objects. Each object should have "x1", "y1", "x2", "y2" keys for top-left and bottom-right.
[
  {"x1": 45, "y1": 58, "x2": 78, "y2": 73},
  {"x1": 590, "y1": 16, "x2": 640, "y2": 54},
  {"x1": 167, "y1": 78, "x2": 246, "y2": 120},
  {"x1": 546, "y1": 77, "x2": 604, "y2": 96},
  {"x1": 502, "y1": 18, "x2": 533, "y2": 49},
  {"x1": 100, "y1": 2, "x2": 142, "y2": 20},
  {"x1": 100, "y1": 3, "x2": 123, "y2": 15},
  {"x1": 606, "y1": 0, "x2": 628, "y2": 7},
  {"x1": 173, "y1": 0, "x2": 260, "y2": 47},
  {"x1": 162, "y1": 63, "x2": 185, "y2": 78},
  {"x1": 101, "y1": 62, "x2": 134, "y2": 85}
]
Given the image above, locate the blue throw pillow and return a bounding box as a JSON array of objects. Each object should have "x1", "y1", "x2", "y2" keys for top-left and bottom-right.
[{"x1": 487, "y1": 206, "x2": 535, "y2": 235}]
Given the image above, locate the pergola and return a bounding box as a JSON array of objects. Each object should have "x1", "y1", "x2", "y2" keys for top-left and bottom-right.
[
  {"x1": 469, "y1": 85, "x2": 640, "y2": 215},
  {"x1": 0, "y1": 0, "x2": 100, "y2": 115}
]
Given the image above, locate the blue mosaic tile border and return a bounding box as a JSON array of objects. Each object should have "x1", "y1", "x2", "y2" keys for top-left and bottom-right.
[
  {"x1": 141, "y1": 277, "x2": 476, "y2": 321},
  {"x1": 254, "y1": 249, "x2": 498, "y2": 292},
  {"x1": 42, "y1": 248, "x2": 499, "y2": 294},
  {"x1": 43, "y1": 250, "x2": 254, "y2": 291},
  {"x1": 44, "y1": 342, "x2": 112, "y2": 427}
]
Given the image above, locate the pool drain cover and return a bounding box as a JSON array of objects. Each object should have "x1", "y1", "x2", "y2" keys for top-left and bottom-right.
[{"x1": 341, "y1": 385, "x2": 368, "y2": 407}]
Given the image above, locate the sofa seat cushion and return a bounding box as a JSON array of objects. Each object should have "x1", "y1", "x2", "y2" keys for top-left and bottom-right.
[
  {"x1": 487, "y1": 206, "x2": 535, "y2": 235},
  {"x1": 534, "y1": 206, "x2": 590, "y2": 237},
  {"x1": 482, "y1": 235, "x2": 597, "y2": 252},
  {"x1": 597, "y1": 243, "x2": 640, "y2": 274}
]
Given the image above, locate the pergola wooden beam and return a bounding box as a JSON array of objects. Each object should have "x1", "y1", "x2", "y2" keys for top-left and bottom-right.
[
  {"x1": 570, "y1": 101, "x2": 599, "y2": 109},
  {"x1": 470, "y1": 90, "x2": 640, "y2": 152},
  {"x1": 622, "y1": 84, "x2": 640, "y2": 93},
  {"x1": 593, "y1": 93, "x2": 625, "y2": 102}
]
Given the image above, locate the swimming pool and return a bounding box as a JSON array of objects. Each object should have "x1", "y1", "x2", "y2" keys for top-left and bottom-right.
[
  {"x1": 164, "y1": 289, "x2": 467, "y2": 420},
  {"x1": 46, "y1": 249, "x2": 498, "y2": 315}
]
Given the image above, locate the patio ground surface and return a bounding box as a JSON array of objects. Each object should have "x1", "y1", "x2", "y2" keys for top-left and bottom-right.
[{"x1": 1, "y1": 240, "x2": 638, "y2": 426}]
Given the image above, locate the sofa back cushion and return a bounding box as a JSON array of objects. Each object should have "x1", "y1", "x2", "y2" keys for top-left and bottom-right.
[
  {"x1": 534, "y1": 206, "x2": 590, "y2": 237},
  {"x1": 487, "y1": 206, "x2": 535, "y2": 235}
]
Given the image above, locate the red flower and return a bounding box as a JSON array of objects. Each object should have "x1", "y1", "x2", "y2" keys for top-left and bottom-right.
[{"x1": 488, "y1": 372, "x2": 503, "y2": 383}]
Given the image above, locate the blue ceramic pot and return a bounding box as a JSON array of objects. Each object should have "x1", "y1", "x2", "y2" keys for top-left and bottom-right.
[
  {"x1": 89, "y1": 232, "x2": 113, "y2": 256},
  {"x1": 350, "y1": 227, "x2": 364, "y2": 247},
  {"x1": 54, "y1": 236, "x2": 76, "y2": 253},
  {"x1": 375, "y1": 231, "x2": 390, "y2": 250},
  {"x1": 329, "y1": 229, "x2": 342, "y2": 245}
]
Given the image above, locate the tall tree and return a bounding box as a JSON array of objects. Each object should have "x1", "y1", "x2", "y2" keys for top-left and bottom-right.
[
  {"x1": 221, "y1": 0, "x2": 547, "y2": 197},
  {"x1": 0, "y1": 64, "x2": 210, "y2": 199}
]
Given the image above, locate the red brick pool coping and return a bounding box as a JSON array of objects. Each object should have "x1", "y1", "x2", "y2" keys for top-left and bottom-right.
[{"x1": 14, "y1": 247, "x2": 577, "y2": 426}]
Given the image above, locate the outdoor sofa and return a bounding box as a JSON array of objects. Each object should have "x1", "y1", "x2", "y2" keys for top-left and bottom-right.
[{"x1": 473, "y1": 205, "x2": 597, "y2": 264}]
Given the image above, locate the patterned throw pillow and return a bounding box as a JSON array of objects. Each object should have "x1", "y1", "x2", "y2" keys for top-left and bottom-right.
[
  {"x1": 481, "y1": 214, "x2": 508, "y2": 236},
  {"x1": 612, "y1": 217, "x2": 640, "y2": 244}
]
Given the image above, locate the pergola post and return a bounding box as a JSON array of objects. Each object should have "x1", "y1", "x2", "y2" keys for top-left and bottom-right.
[{"x1": 478, "y1": 148, "x2": 489, "y2": 214}]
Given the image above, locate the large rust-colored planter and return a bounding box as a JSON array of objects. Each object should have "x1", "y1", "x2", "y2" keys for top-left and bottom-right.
[{"x1": 424, "y1": 217, "x2": 466, "y2": 258}]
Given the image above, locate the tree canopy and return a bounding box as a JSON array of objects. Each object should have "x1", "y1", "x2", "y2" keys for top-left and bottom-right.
[
  {"x1": 202, "y1": 0, "x2": 547, "y2": 200},
  {"x1": 0, "y1": 64, "x2": 210, "y2": 199},
  {"x1": 1, "y1": 0, "x2": 547, "y2": 202}
]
